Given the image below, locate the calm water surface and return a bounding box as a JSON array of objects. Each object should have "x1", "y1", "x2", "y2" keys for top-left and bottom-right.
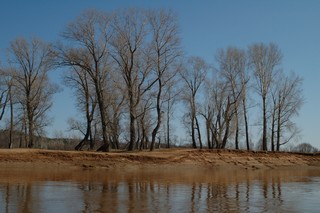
[{"x1": 0, "y1": 167, "x2": 320, "y2": 213}]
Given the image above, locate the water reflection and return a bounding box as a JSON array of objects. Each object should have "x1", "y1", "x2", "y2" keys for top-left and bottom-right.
[{"x1": 0, "y1": 168, "x2": 320, "y2": 212}]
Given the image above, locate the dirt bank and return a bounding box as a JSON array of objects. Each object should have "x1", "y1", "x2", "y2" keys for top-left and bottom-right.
[{"x1": 0, "y1": 148, "x2": 319, "y2": 171}]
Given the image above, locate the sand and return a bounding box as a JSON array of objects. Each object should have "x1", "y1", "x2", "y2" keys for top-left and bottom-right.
[{"x1": 0, "y1": 148, "x2": 319, "y2": 171}]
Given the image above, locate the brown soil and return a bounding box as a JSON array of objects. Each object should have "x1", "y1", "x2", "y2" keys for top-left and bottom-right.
[{"x1": 0, "y1": 148, "x2": 319, "y2": 171}]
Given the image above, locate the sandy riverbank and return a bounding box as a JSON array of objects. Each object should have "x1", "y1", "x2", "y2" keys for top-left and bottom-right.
[{"x1": 0, "y1": 148, "x2": 319, "y2": 171}]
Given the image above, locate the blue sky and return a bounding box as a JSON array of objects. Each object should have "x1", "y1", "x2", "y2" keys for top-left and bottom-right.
[{"x1": 1, "y1": 0, "x2": 320, "y2": 148}]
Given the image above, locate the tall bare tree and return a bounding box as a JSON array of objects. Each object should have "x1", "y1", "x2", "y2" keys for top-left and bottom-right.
[
  {"x1": 136, "y1": 96, "x2": 153, "y2": 150},
  {"x1": 147, "y1": 9, "x2": 181, "y2": 151},
  {"x1": 105, "y1": 75, "x2": 125, "y2": 149},
  {"x1": 216, "y1": 47, "x2": 247, "y2": 149},
  {"x1": 8, "y1": 38, "x2": 57, "y2": 148},
  {"x1": 64, "y1": 66, "x2": 97, "y2": 150},
  {"x1": 111, "y1": 9, "x2": 157, "y2": 151},
  {"x1": 271, "y1": 71, "x2": 303, "y2": 151},
  {"x1": 240, "y1": 65, "x2": 251, "y2": 150},
  {"x1": 248, "y1": 43, "x2": 282, "y2": 151},
  {"x1": 202, "y1": 79, "x2": 228, "y2": 149},
  {"x1": 0, "y1": 69, "x2": 10, "y2": 123},
  {"x1": 180, "y1": 57, "x2": 208, "y2": 149},
  {"x1": 0, "y1": 68, "x2": 12, "y2": 148},
  {"x1": 8, "y1": 78, "x2": 14, "y2": 148},
  {"x1": 202, "y1": 74, "x2": 243, "y2": 149},
  {"x1": 58, "y1": 9, "x2": 113, "y2": 151}
]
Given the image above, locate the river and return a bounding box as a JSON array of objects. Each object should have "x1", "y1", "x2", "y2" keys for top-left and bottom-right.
[{"x1": 0, "y1": 167, "x2": 319, "y2": 212}]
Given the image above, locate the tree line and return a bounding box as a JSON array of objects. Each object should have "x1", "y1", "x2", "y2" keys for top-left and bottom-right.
[{"x1": 0, "y1": 8, "x2": 303, "y2": 152}]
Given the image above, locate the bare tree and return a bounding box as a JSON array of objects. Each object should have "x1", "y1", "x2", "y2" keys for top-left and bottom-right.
[
  {"x1": 293, "y1": 143, "x2": 318, "y2": 153},
  {"x1": 201, "y1": 97, "x2": 214, "y2": 149},
  {"x1": 248, "y1": 43, "x2": 282, "y2": 151},
  {"x1": 202, "y1": 76, "x2": 242, "y2": 149},
  {"x1": 270, "y1": 73, "x2": 282, "y2": 151},
  {"x1": 105, "y1": 75, "x2": 125, "y2": 149},
  {"x1": 8, "y1": 38, "x2": 57, "y2": 148},
  {"x1": 111, "y1": 9, "x2": 157, "y2": 151},
  {"x1": 58, "y1": 9, "x2": 113, "y2": 151},
  {"x1": 147, "y1": 9, "x2": 182, "y2": 151},
  {"x1": 180, "y1": 57, "x2": 208, "y2": 149},
  {"x1": 271, "y1": 71, "x2": 303, "y2": 151},
  {"x1": 64, "y1": 66, "x2": 97, "y2": 150},
  {"x1": 0, "y1": 68, "x2": 12, "y2": 148},
  {"x1": 8, "y1": 79, "x2": 14, "y2": 148},
  {"x1": 202, "y1": 79, "x2": 227, "y2": 149},
  {"x1": 240, "y1": 64, "x2": 251, "y2": 150},
  {"x1": 136, "y1": 96, "x2": 153, "y2": 150},
  {"x1": 0, "y1": 69, "x2": 10, "y2": 124},
  {"x1": 216, "y1": 47, "x2": 247, "y2": 149}
]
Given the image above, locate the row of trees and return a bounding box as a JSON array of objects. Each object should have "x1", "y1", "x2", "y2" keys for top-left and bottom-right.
[
  {"x1": 0, "y1": 9, "x2": 304, "y2": 152},
  {"x1": 0, "y1": 39, "x2": 58, "y2": 149},
  {"x1": 184, "y1": 44, "x2": 303, "y2": 151}
]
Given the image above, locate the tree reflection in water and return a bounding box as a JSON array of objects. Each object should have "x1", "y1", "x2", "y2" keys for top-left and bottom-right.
[{"x1": 0, "y1": 168, "x2": 320, "y2": 212}]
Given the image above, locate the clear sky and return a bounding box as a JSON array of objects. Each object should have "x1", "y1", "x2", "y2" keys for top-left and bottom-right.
[{"x1": 1, "y1": 0, "x2": 320, "y2": 148}]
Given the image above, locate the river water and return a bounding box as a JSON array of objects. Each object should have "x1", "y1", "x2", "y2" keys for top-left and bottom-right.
[{"x1": 0, "y1": 167, "x2": 320, "y2": 213}]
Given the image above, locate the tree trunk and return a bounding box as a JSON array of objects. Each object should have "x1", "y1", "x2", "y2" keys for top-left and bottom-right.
[
  {"x1": 271, "y1": 108, "x2": 276, "y2": 152},
  {"x1": 235, "y1": 120, "x2": 239, "y2": 150},
  {"x1": 191, "y1": 97, "x2": 197, "y2": 149},
  {"x1": 191, "y1": 117, "x2": 197, "y2": 148},
  {"x1": 150, "y1": 80, "x2": 162, "y2": 151},
  {"x1": 206, "y1": 118, "x2": 211, "y2": 149},
  {"x1": 221, "y1": 119, "x2": 230, "y2": 149},
  {"x1": 27, "y1": 111, "x2": 34, "y2": 148},
  {"x1": 211, "y1": 127, "x2": 216, "y2": 149},
  {"x1": 75, "y1": 126, "x2": 91, "y2": 151},
  {"x1": 95, "y1": 83, "x2": 110, "y2": 152},
  {"x1": 150, "y1": 120, "x2": 161, "y2": 151},
  {"x1": 127, "y1": 83, "x2": 137, "y2": 151},
  {"x1": 145, "y1": 135, "x2": 149, "y2": 149},
  {"x1": 221, "y1": 97, "x2": 231, "y2": 149},
  {"x1": 139, "y1": 125, "x2": 145, "y2": 151},
  {"x1": 112, "y1": 116, "x2": 120, "y2": 150},
  {"x1": 232, "y1": 88, "x2": 239, "y2": 150},
  {"x1": 9, "y1": 83, "x2": 13, "y2": 149},
  {"x1": 195, "y1": 116, "x2": 202, "y2": 149},
  {"x1": 136, "y1": 120, "x2": 141, "y2": 150},
  {"x1": 128, "y1": 110, "x2": 136, "y2": 151},
  {"x1": 24, "y1": 117, "x2": 28, "y2": 148},
  {"x1": 75, "y1": 89, "x2": 94, "y2": 151},
  {"x1": 243, "y1": 98, "x2": 250, "y2": 150},
  {"x1": 276, "y1": 103, "x2": 281, "y2": 151},
  {"x1": 89, "y1": 126, "x2": 94, "y2": 150},
  {"x1": 262, "y1": 96, "x2": 268, "y2": 151},
  {"x1": 75, "y1": 137, "x2": 88, "y2": 151},
  {"x1": 166, "y1": 101, "x2": 170, "y2": 148}
]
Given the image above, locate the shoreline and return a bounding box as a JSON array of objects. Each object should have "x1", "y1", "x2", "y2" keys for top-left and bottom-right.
[{"x1": 0, "y1": 148, "x2": 319, "y2": 171}]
